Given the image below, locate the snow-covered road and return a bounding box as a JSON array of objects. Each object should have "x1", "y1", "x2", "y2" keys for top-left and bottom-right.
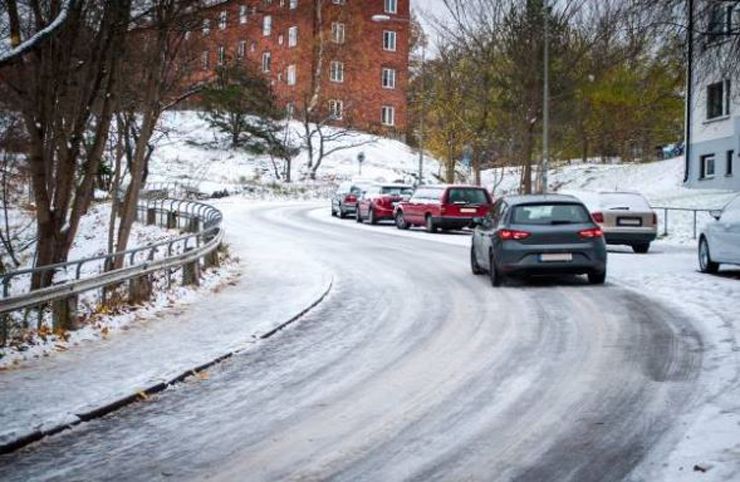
[{"x1": 1, "y1": 202, "x2": 738, "y2": 481}]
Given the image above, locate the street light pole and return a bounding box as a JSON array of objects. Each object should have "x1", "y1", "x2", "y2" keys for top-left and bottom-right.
[
  {"x1": 418, "y1": 43, "x2": 426, "y2": 185},
  {"x1": 542, "y1": 0, "x2": 549, "y2": 194}
]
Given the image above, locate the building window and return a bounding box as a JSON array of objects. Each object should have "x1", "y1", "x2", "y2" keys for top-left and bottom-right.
[
  {"x1": 290, "y1": 0, "x2": 298, "y2": 9},
  {"x1": 707, "y1": 2, "x2": 735, "y2": 43},
  {"x1": 700, "y1": 154, "x2": 716, "y2": 179},
  {"x1": 287, "y1": 65, "x2": 297, "y2": 85},
  {"x1": 332, "y1": 22, "x2": 345, "y2": 43},
  {"x1": 707, "y1": 80, "x2": 731, "y2": 119},
  {"x1": 218, "y1": 45, "x2": 225, "y2": 64},
  {"x1": 332, "y1": 0, "x2": 346, "y2": 4},
  {"x1": 286, "y1": 102, "x2": 295, "y2": 118},
  {"x1": 219, "y1": 11, "x2": 227, "y2": 30},
  {"x1": 381, "y1": 106, "x2": 395, "y2": 126},
  {"x1": 728, "y1": 150, "x2": 735, "y2": 176},
  {"x1": 202, "y1": 19, "x2": 210, "y2": 35},
  {"x1": 329, "y1": 100, "x2": 344, "y2": 120},
  {"x1": 330, "y1": 61, "x2": 344, "y2": 83},
  {"x1": 184, "y1": 30, "x2": 191, "y2": 41},
  {"x1": 263, "y1": 15, "x2": 272, "y2": 36},
  {"x1": 288, "y1": 26, "x2": 298, "y2": 47},
  {"x1": 383, "y1": 31, "x2": 397, "y2": 51},
  {"x1": 384, "y1": 0, "x2": 397, "y2": 14},
  {"x1": 237, "y1": 40, "x2": 246, "y2": 59},
  {"x1": 381, "y1": 68, "x2": 396, "y2": 89},
  {"x1": 202, "y1": 50, "x2": 209, "y2": 70},
  {"x1": 240, "y1": 5, "x2": 248, "y2": 24},
  {"x1": 262, "y1": 52, "x2": 272, "y2": 72}
]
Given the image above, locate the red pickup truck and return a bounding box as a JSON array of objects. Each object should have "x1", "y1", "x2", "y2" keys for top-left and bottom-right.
[{"x1": 393, "y1": 185, "x2": 493, "y2": 233}]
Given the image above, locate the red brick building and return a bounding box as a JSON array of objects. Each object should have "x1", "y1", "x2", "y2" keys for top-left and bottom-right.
[{"x1": 194, "y1": 0, "x2": 410, "y2": 136}]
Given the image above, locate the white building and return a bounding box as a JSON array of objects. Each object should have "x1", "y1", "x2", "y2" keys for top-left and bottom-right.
[{"x1": 685, "y1": 0, "x2": 740, "y2": 190}]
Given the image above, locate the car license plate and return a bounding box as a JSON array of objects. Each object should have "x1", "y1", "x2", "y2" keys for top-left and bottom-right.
[
  {"x1": 617, "y1": 217, "x2": 642, "y2": 226},
  {"x1": 540, "y1": 253, "x2": 573, "y2": 262},
  {"x1": 460, "y1": 208, "x2": 477, "y2": 213}
]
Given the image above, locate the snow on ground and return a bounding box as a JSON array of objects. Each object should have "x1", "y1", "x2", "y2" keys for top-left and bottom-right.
[
  {"x1": 0, "y1": 202, "x2": 239, "y2": 368},
  {"x1": 147, "y1": 110, "x2": 441, "y2": 196}
]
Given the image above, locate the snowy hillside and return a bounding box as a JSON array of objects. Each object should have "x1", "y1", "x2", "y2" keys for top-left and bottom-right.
[{"x1": 148, "y1": 111, "x2": 442, "y2": 195}]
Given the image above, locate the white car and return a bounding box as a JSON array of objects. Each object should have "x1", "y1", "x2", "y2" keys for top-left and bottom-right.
[{"x1": 699, "y1": 194, "x2": 740, "y2": 273}]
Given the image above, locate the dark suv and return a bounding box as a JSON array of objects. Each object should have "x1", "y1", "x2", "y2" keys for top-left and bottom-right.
[
  {"x1": 331, "y1": 180, "x2": 372, "y2": 219},
  {"x1": 393, "y1": 185, "x2": 493, "y2": 233}
]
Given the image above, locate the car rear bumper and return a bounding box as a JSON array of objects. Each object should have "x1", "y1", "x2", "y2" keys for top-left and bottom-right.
[
  {"x1": 603, "y1": 230, "x2": 657, "y2": 245},
  {"x1": 431, "y1": 216, "x2": 475, "y2": 230},
  {"x1": 496, "y1": 241, "x2": 607, "y2": 275},
  {"x1": 373, "y1": 205, "x2": 396, "y2": 219}
]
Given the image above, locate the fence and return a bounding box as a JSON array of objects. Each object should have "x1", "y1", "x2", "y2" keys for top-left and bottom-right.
[
  {"x1": 653, "y1": 206, "x2": 716, "y2": 240},
  {"x1": 1, "y1": 195, "x2": 224, "y2": 346}
]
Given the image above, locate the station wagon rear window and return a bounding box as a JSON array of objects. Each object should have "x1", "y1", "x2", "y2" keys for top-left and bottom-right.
[
  {"x1": 511, "y1": 203, "x2": 591, "y2": 225},
  {"x1": 446, "y1": 188, "x2": 490, "y2": 205}
]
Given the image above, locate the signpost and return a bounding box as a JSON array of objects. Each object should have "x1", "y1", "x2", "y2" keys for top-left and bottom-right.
[{"x1": 357, "y1": 151, "x2": 365, "y2": 176}]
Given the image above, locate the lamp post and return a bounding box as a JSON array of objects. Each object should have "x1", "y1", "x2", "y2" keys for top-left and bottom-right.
[{"x1": 541, "y1": 0, "x2": 550, "y2": 194}]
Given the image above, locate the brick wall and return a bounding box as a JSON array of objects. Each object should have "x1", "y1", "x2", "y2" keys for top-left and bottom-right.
[{"x1": 192, "y1": 0, "x2": 410, "y2": 136}]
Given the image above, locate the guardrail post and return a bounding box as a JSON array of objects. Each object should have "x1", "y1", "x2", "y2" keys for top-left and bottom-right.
[
  {"x1": 147, "y1": 208, "x2": 157, "y2": 226},
  {"x1": 129, "y1": 275, "x2": 153, "y2": 305},
  {"x1": 52, "y1": 295, "x2": 79, "y2": 331},
  {"x1": 663, "y1": 208, "x2": 668, "y2": 236},
  {"x1": 167, "y1": 211, "x2": 178, "y2": 229},
  {"x1": 182, "y1": 248, "x2": 200, "y2": 287}
]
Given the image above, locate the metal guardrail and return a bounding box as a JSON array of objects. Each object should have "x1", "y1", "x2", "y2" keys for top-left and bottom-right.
[
  {"x1": 653, "y1": 206, "x2": 715, "y2": 240},
  {"x1": 0, "y1": 195, "x2": 224, "y2": 342}
]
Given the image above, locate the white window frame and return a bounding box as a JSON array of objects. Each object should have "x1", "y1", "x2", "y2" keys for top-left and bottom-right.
[
  {"x1": 384, "y1": 0, "x2": 397, "y2": 14},
  {"x1": 707, "y1": 79, "x2": 731, "y2": 120},
  {"x1": 286, "y1": 102, "x2": 295, "y2": 118},
  {"x1": 237, "y1": 40, "x2": 246, "y2": 58},
  {"x1": 332, "y1": 22, "x2": 345, "y2": 44},
  {"x1": 288, "y1": 26, "x2": 298, "y2": 47},
  {"x1": 332, "y1": 0, "x2": 346, "y2": 4},
  {"x1": 290, "y1": 0, "x2": 298, "y2": 9},
  {"x1": 262, "y1": 51, "x2": 272, "y2": 72},
  {"x1": 330, "y1": 61, "x2": 344, "y2": 83},
  {"x1": 700, "y1": 154, "x2": 716, "y2": 179},
  {"x1": 219, "y1": 11, "x2": 227, "y2": 30},
  {"x1": 239, "y1": 5, "x2": 248, "y2": 24},
  {"x1": 263, "y1": 15, "x2": 273, "y2": 36},
  {"x1": 383, "y1": 30, "x2": 397, "y2": 51},
  {"x1": 381, "y1": 106, "x2": 395, "y2": 126},
  {"x1": 217, "y1": 45, "x2": 225, "y2": 65},
  {"x1": 202, "y1": 50, "x2": 209, "y2": 70},
  {"x1": 202, "y1": 19, "x2": 210, "y2": 35},
  {"x1": 329, "y1": 100, "x2": 344, "y2": 120},
  {"x1": 381, "y1": 68, "x2": 396, "y2": 89},
  {"x1": 287, "y1": 65, "x2": 297, "y2": 85}
]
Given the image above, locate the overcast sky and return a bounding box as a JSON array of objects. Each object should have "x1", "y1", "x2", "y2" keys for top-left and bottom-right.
[{"x1": 411, "y1": 0, "x2": 449, "y2": 49}]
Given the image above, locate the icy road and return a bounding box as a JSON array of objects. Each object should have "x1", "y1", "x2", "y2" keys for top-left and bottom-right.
[{"x1": 0, "y1": 202, "x2": 724, "y2": 481}]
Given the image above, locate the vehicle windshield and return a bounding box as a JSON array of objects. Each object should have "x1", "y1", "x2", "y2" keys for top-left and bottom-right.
[
  {"x1": 381, "y1": 186, "x2": 414, "y2": 196},
  {"x1": 446, "y1": 188, "x2": 489, "y2": 205},
  {"x1": 599, "y1": 193, "x2": 651, "y2": 211},
  {"x1": 511, "y1": 203, "x2": 591, "y2": 225}
]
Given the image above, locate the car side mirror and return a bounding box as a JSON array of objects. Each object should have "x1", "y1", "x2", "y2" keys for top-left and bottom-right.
[{"x1": 709, "y1": 209, "x2": 722, "y2": 221}]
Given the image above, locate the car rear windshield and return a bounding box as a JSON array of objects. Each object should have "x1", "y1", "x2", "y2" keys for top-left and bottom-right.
[
  {"x1": 446, "y1": 188, "x2": 489, "y2": 205},
  {"x1": 381, "y1": 186, "x2": 414, "y2": 196},
  {"x1": 599, "y1": 193, "x2": 651, "y2": 211},
  {"x1": 511, "y1": 203, "x2": 592, "y2": 225}
]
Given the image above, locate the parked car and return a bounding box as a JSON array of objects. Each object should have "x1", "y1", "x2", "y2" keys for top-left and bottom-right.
[
  {"x1": 393, "y1": 184, "x2": 493, "y2": 233},
  {"x1": 356, "y1": 183, "x2": 414, "y2": 224},
  {"x1": 331, "y1": 180, "x2": 372, "y2": 218},
  {"x1": 564, "y1": 190, "x2": 658, "y2": 253},
  {"x1": 698, "y1": 194, "x2": 740, "y2": 273},
  {"x1": 470, "y1": 194, "x2": 607, "y2": 286}
]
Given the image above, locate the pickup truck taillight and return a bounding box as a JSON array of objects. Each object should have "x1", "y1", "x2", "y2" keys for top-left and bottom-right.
[
  {"x1": 591, "y1": 212, "x2": 604, "y2": 223},
  {"x1": 498, "y1": 229, "x2": 531, "y2": 240}
]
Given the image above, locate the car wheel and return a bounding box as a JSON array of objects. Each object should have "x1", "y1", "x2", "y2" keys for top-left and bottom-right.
[
  {"x1": 471, "y1": 246, "x2": 484, "y2": 275},
  {"x1": 331, "y1": 204, "x2": 337, "y2": 217},
  {"x1": 426, "y1": 215, "x2": 438, "y2": 234},
  {"x1": 395, "y1": 212, "x2": 409, "y2": 230},
  {"x1": 489, "y1": 253, "x2": 503, "y2": 287},
  {"x1": 356, "y1": 208, "x2": 363, "y2": 223},
  {"x1": 699, "y1": 237, "x2": 719, "y2": 274},
  {"x1": 368, "y1": 207, "x2": 377, "y2": 225},
  {"x1": 588, "y1": 270, "x2": 607, "y2": 285},
  {"x1": 632, "y1": 243, "x2": 650, "y2": 254},
  {"x1": 338, "y1": 206, "x2": 347, "y2": 219}
]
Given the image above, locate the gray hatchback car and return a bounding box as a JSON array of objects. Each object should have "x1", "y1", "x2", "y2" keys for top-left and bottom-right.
[{"x1": 471, "y1": 194, "x2": 608, "y2": 286}]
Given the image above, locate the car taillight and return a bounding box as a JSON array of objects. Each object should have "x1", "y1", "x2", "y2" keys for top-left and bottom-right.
[
  {"x1": 440, "y1": 204, "x2": 448, "y2": 215},
  {"x1": 579, "y1": 228, "x2": 604, "y2": 239},
  {"x1": 498, "y1": 229, "x2": 531, "y2": 240},
  {"x1": 591, "y1": 212, "x2": 604, "y2": 223},
  {"x1": 345, "y1": 194, "x2": 356, "y2": 203}
]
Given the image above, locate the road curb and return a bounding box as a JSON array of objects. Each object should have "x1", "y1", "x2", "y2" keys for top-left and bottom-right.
[{"x1": 0, "y1": 277, "x2": 334, "y2": 455}]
